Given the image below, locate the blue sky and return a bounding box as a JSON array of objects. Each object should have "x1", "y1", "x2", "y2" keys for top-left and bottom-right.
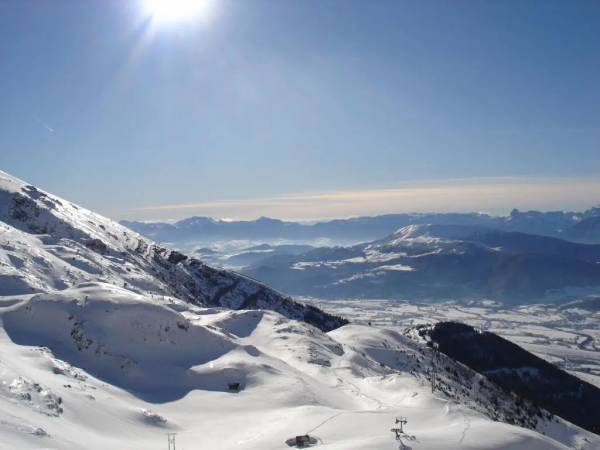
[{"x1": 0, "y1": 0, "x2": 599, "y2": 220}]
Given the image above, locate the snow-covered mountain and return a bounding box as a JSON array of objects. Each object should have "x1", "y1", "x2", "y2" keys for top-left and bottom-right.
[
  {"x1": 1, "y1": 169, "x2": 599, "y2": 449},
  {"x1": 243, "y1": 224, "x2": 600, "y2": 302},
  {"x1": 0, "y1": 170, "x2": 345, "y2": 331}
]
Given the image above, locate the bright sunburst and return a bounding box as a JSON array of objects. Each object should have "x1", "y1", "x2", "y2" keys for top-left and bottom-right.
[{"x1": 144, "y1": 0, "x2": 215, "y2": 23}]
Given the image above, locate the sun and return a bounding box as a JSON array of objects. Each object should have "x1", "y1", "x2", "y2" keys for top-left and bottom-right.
[{"x1": 144, "y1": 0, "x2": 215, "y2": 23}]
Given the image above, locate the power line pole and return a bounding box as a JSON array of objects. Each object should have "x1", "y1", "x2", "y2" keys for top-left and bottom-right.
[
  {"x1": 391, "y1": 417, "x2": 408, "y2": 450},
  {"x1": 396, "y1": 417, "x2": 407, "y2": 433},
  {"x1": 167, "y1": 433, "x2": 177, "y2": 450}
]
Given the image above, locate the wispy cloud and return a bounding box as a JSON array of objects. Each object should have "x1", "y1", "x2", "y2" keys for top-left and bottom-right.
[
  {"x1": 32, "y1": 115, "x2": 54, "y2": 133},
  {"x1": 124, "y1": 177, "x2": 600, "y2": 221}
]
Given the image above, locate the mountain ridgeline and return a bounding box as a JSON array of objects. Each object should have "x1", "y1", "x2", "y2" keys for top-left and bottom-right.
[
  {"x1": 0, "y1": 170, "x2": 346, "y2": 331},
  {"x1": 122, "y1": 207, "x2": 600, "y2": 244}
]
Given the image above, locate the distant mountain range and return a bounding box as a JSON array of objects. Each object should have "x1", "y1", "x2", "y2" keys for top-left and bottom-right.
[
  {"x1": 123, "y1": 208, "x2": 600, "y2": 303},
  {"x1": 121, "y1": 206, "x2": 600, "y2": 244},
  {"x1": 241, "y1": 224, "x2": 600, "y2": 303}
]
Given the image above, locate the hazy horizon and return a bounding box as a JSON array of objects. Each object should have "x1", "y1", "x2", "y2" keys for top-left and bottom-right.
[{"x1": 120, "y1": 176, "x2": 600, "y2": 221}]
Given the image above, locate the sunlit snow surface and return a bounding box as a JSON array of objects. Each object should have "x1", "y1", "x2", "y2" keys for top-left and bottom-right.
[{"x1": 1, "y1": 289, "x2": 598, "y2": 450}]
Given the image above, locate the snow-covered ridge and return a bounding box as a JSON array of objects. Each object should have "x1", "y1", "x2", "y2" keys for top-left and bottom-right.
[{"x1": 0, "y1": 170, "x2": 345, "y2": 331}]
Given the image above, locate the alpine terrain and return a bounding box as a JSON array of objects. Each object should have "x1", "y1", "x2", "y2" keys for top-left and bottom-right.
[{"x1": 0, "y1": 169, "x2": 598, "y2": 449}]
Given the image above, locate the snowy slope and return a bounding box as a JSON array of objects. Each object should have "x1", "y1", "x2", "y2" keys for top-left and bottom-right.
[
  {"x1": 0, "y1": 170, "x2": 345, "y2": 331},
  {"x1": 0, "y1": 169, "x2": 598, "y2": 449},
  {"x1": 1, "y1": 289, "x2": 598, "y2": 450}
]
